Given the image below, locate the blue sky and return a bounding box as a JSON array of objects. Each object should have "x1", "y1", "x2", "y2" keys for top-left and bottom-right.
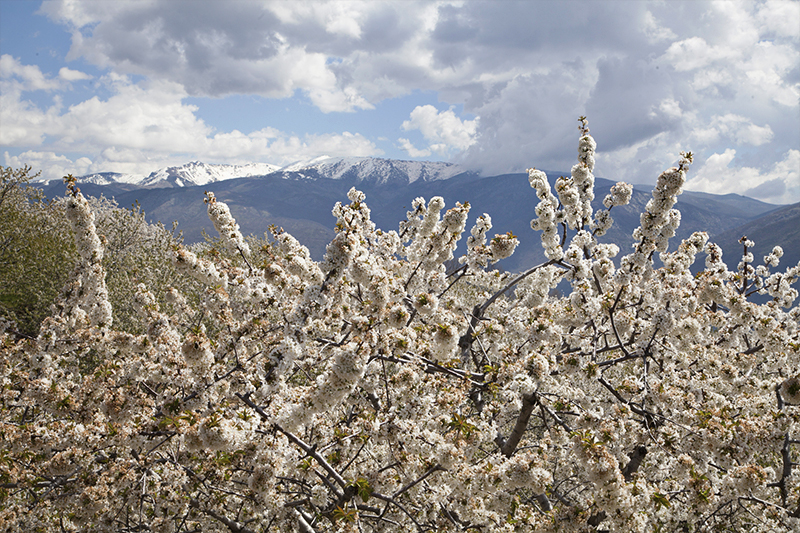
[{"x1": 1, "y1": 0, "x2": 798, "y2": 204}]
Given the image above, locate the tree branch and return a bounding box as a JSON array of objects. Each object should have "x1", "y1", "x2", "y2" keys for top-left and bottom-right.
[
  {"x1": 501, "y1": 392, "x2": 538, "y2": 457},
  {"x1": 236, "y1": 392, "x2": 347, "y2": 492},
  {"x1": 189, "y1": 499, "x2": 257, "y2": 533},
  {"x1": 622, "y1": 445, "x2": 648, "y2": 482}
]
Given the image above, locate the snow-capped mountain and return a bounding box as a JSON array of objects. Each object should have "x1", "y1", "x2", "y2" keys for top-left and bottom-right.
[
  {"x1": 138, "y1": 161, "x2": 281, "y2": 188},
  {"x1": 58, "y1": 158, "x2": 471, "y2": 189},
  {"x1": 67, "y1": 171, "x2": 147, "y2": 186},
  {"x1": 277, "y1": 156, "x2": 468, "y2": 184},
  {"x1": 51, "y1": 162, "x2": 281, "y2": 188},
  {"x1": 34, "y1": 160, "x2": 790, "y2": 279}
]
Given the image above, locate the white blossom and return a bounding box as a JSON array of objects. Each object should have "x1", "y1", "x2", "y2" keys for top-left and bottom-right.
[{"x1": 4, "y1": 120, "x2": 798, "y2": 533}]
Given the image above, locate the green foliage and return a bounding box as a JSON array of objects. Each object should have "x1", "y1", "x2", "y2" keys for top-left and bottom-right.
[
  {"x1": 0, "y1": 166, "x2": 76, "y2": 337},
  {"x1": 0, "y1": 166, "x2": 194, "y2": 336},
  {"x1": 350, "y1": 477, "x2": 373, "y2": 502}
]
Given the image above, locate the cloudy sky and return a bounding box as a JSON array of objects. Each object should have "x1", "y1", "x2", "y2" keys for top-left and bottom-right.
[{"x1": 1, "y1": 0, "x2": 798, "y2": 203}]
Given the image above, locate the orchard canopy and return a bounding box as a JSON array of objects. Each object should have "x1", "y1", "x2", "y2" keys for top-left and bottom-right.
[{"x1": 1, "y1": 119, "x2": 799, "y2": 532}]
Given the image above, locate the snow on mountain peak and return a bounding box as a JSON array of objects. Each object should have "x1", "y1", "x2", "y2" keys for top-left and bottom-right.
[
  {"x1": 67, "y1": 171, "x2": 146, "y2": 186},
  {"x1": 139, "y1": 161, "x2": 281, "y2": 187},
  {"x1": 279, "y1": 156, "x2": 467, "y2": 184},
  {"x1": 65, "y1": 158, "x2": 470, "y2": 188}
]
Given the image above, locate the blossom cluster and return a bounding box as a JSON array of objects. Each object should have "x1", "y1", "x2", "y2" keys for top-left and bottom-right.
[
  {"x1": 60, "y1": 178, "x2": 113, "y2": 329},
  {"x1": 1, "y1": 122, "x2": 798, "y2": 533}
]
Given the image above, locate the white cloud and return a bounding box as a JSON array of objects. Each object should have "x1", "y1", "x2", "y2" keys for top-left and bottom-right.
[
  {"x1": 397, "y1": 138, "x2": 431, "y2": 158},
  {"x1": 5, "y1": 129, "x2": 382, "y2": 180},
  {"x1": 657, "y1": 5, "x2": 799, "y2": 110},
  {"x1": 400, "y1": 105, "x2": 478, "y2": 157},
  {"x1": 718, "y1": 115, "x2": 774, "y2": 146},
  {"x1": 322, "y1": 3, "x2": 364, "y2": 38},
  {"x1": 50, "y1": 79, "x2": 212, "y2": 154},
  {"x1": 755, "y1": 0, "x2": 800, "y2": 39},
  {"x1": 0, "y1": 54, "x2": 61, "y2": 91},
  {"x1": 11, "y1": 0, "x2": 798, "y2": 203},
  {"x1": 660, "y1": 37, "x2": 740, "y2": 71},
  {"x1": 39, "y1": 0, "x2": 108, "y2": 27},
  {"x1": 689, "y1": 114, "x2": 774, "y2": 147},
  {"x1": 4, "y1": 150, "x2": 93, "y2": 179},
  {"x1": 688, "y1": 148, "x2": 800, "y2": 205},
  {"x1": 642, "y1": 10, "x2": 677, "y2": 43},
  {"x1": 1, "y1": 63, "x2": 381, "y2": 178},
  {"x1": 39, "y1": 0, "x2": 385, "y2": 112},
  {"x1": 218, "y1": 130, "x2": 381, "y2": 165},
  {"x1": 690, "y1": 68, "x2": 733, "y2": 95},
  {"x1": 0, "y1": 96, "x2": 48, "y2": 146},
  {"x1": 58, "y1": 66, "x2": 92, "y2": 81},
  {"x1": 593, "y1": 130, "x2": 677, "y2": 189},
  {"x1": 0, "y1": 57, "x2": 91, "y2": 146},
  {"x1": 651, "y1": 99, "x2": 684, "y2": 122},
  {"x1": 741, "y1": 41, "x2": 800, "y2": 107},
  {"x1": 307, "y1": 85, "x2": 374, "y2": 114}
]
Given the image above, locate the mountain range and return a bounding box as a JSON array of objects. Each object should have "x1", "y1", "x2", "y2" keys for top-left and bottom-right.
[
  {"x1": 38, "y1": 158, "x2": 799, "y2": 281},
  {"x1": 45, "y1": 157, "x2": 469, "y2": 189}
]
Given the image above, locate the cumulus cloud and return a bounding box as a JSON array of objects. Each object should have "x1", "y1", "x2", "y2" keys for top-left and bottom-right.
[
  {"x1": 642, "y1": 10, "x2": 677, "y2": 44},
  {"x1": 39, "y1": 0, "x2": 387, "y2": 112},
  {"x1": 400, "y1": 105, "x2": 477, "y2": 158},
  {"x1": 398, "y1": 138, "x2": 431, "y2": 158},
  {"x1": 661, "y1": 37, "x2": 740, "y2": 71},
  {"x1": 58, "y1": 67, "x2": 92, "y2": 81},
  {"x1": 4, "y1": 150, "x2": 93, "y2": 179},
  {"x1": 688, "y1": 149, "x2": 800, "y2": 205},
  {"x1": 204, "y1": 128, "x2": 381, "y2": 166},
  {"x1": 690, "y1": 114, "x2": 774, "y2": 147},
  {"x1": 756, "y1": 0, "x2": 800, "y2": 38},
  {"x1": 1, "y1": 54, "x2": 61, "y2": 91},
  {"x1": 7, "y1": 0, "x2": 796, "y2": 202},
  {"x1": 1, "y1": 62, "x2": 381, "y2": 178},
  {"x1": 457, "y1": 64, "x2": 596, "y2": 175}
]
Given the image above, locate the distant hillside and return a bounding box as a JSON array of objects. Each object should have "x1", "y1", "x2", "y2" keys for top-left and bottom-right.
[
  {"x1": 40, "y1": 170, "x2": 790, "y2": 276},
  {"x1": 711, "y1": 202, "x2": 800, "y2": 274}
]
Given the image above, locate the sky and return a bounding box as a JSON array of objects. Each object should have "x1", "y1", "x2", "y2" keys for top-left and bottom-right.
[{"x1": 1, "y1": 0, "x2": 798, "y2": 204}]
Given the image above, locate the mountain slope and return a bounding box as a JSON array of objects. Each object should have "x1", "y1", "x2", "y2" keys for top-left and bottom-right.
[
  {"x1": 40, "y1": 170, "x2": 790, "y2": 275},
  {"x1": 276, "y1": 157, "x2": 471, "y2": 184},
  {"x1": 711, "y1": 202, "x2": 800, "y2": 273},
  {"x1": 42, "y1": 158, "x2": 472, "y2": 189},
  {"x1": 137, "y1": 161, "x2": 281, "y2": 187}
]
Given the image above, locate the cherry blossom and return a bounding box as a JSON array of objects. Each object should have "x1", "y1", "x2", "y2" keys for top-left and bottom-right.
[{"x1": 1, "y1": 120, "x2": 798, "y2": 532}]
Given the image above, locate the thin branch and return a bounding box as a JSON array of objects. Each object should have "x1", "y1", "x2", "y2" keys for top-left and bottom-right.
[
  {"x1": 189, "y1": 499, "x2": 257, "y2": 533},
  {"x1": 392, "y1": 463, "x2": 445, "y2": 500},
  {"x1": 478, "y1": 260, "x2": 558, "y2": 318},
  {"x1": 538, "y1": 396, "x2": 574, "y2": 433},
  {"x1": 235, "y1": 392, "x2": 347, "y2": 491}
]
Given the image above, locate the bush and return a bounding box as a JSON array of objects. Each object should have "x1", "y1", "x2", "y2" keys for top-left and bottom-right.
[
  {"x1": 1, "y1": 121, "x2": 798, "y2": 532},
  {"x1": 0, "y1": 167, "x2": 193, "y2": 337},
  {"x1": 0, "y1": 166, "x2": 76, "y2": 337}
]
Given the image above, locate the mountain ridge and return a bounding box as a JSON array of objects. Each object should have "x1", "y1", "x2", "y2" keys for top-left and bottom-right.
[
  {"x1": 39, "y1": 157, "x2": 472, "y2": 189},
  {"x1": 38, "y1": 167, "x2": 792, "y2": 277}
]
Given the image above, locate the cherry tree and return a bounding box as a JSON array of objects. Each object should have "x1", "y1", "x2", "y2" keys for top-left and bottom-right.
[{"x1": 1, "y1": 119, "x2": 798, "y2": 532}]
